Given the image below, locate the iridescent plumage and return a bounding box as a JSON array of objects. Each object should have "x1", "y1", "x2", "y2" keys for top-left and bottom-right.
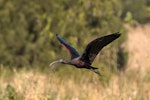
[{"x1": 50, "y1": 33, "x2": 121, "y2": 76}]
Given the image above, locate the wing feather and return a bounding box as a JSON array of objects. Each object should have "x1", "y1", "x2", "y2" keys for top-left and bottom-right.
[
  {"x1": 80, "y1": 32, "x2": 121, "y2": 65},
  {"x1": 56, "y1": 34, "x2": 80, "y2": 59}
]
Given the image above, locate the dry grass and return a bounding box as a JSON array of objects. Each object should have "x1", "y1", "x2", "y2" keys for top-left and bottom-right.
[
  {"x1": 0, "y1": 67, "x2": 150, "y2": 100},
  {"x1": 126, "y1": 24, "x2": 150, "y2": 72}
]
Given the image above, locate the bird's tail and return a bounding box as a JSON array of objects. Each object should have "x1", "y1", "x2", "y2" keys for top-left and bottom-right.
[{"x1": 88, "y1": 66, "x2": 101, "y2": 76}]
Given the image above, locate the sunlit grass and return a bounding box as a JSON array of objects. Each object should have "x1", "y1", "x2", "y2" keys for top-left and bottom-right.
[{"x1": 0, "y1": 66, "x2": 150, "y2": 100}]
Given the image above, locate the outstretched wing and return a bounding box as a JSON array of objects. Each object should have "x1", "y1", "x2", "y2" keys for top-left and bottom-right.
[
  {"x1": 56, "y1": 34, "x2": 80, "y2": 59},
  {"x1": 80, "y1": 32, "x2": 121, "y2": 65}
]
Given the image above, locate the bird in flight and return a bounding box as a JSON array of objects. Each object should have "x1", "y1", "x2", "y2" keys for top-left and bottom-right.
[{"x1": 50, "y1": 32, "x2": 121, "y2": 76}]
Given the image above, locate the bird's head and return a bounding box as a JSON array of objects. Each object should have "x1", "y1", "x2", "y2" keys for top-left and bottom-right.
[{"x1": 49, "y1": 59, "x2": 67, "y2": 67}]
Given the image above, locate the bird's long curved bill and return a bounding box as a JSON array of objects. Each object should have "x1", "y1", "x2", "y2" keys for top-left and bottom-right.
[
  {"x1": 49, "y1": 60, "x2": 61, "y2": 67},
  {"x1": 49, "y1": 60, "x2": 62, "y2": 70}
]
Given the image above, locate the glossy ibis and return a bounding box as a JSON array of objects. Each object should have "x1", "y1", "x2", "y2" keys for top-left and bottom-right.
[{"x1": 50, "y1": 32, "x2": 121, "y2": 76}]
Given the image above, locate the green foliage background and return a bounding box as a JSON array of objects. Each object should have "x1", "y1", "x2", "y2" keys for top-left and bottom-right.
[{"x1": 0, "y1": 0, "x2": 149, "y2": 72}]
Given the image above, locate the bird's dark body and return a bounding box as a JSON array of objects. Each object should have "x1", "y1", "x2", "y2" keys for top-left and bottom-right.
[
  {"x1": 67, "y1": 57, "x2": 96, "y2": 70},
  {"x1": 69, "y1": 57, "x2": 85, "y2": 68},
  {"x1": 68, "y1": 57, "x2": 92, "y2": 69},
  {"x1": 50, "y1": 32, "x2": 121, "y2": 76}
]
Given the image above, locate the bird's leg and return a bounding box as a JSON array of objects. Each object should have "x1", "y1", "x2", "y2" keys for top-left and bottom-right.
[
  {"x1": 90, "y1": 68, "x2": 102, "y2": 76},
  {"x1": 88, "y1": 65, "x2": 101, "y2": 76}
]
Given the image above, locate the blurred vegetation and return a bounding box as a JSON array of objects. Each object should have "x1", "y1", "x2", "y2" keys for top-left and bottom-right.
[
  {"x1": 0, "y1": 1, "x2": 150, "y2": 99},
  {"x1": 121, "y1": 0, "x2": 150, "y2": 24},
  {"x1": 0, "y1": 0, "x2": 150, "y2": 72}
]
